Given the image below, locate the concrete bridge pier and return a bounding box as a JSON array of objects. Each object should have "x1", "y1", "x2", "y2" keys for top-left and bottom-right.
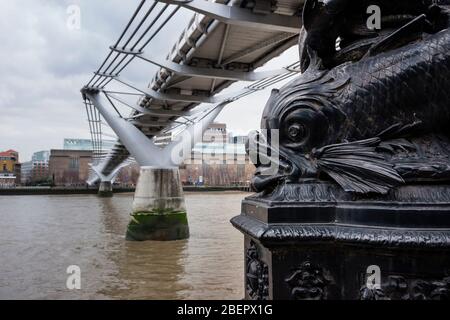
[
  {"x1": 126, "y1": 167, "x2": 189, "y2": 241},
  {"x1": 98, "y1": 181, "x2": 113, "y2": 197},
  {"x1": 85, "y1": 92, "x2": 226, "y2": 241},
  {"x1": 89, "y1": 162, "x2": 123, "y2": 198}
]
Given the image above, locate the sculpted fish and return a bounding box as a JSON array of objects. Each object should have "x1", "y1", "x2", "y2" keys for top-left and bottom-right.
[{"x1": 250, "y1": 0, "x2": 450, "y2": 194}]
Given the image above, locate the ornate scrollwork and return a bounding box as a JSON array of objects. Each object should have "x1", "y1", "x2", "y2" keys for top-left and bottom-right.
[
  {"x1": 285, "y1": 261, "x2": 333, "y2": 300},
  {"x1": 246, "y1": 241, "x2": 269, "y2": 300}
]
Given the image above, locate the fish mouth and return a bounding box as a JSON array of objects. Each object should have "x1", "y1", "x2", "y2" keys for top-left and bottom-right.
[{"x1": 247, "y1": 130, "x2": 317, "y2": 192}]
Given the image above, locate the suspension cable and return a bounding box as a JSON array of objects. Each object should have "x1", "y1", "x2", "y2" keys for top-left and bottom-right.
[{"x1": 87, "y1": 0, "x2": 147, "y2": 87}]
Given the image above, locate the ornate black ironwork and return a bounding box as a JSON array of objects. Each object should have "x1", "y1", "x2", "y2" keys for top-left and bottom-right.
[
  {"x1": 361, "y1": 275, "x2": 450, "y2": 300},
  {"x1": 249, "y1": 0, "x2": 450, "y2": 195},
  {"x1": 246, "y1": 241, "x2": 269, "y2": 300},
  {"x1": 233, "y1": 0, "x2": 450, "y2": 300},
  {"x1": 285, "y1": 261, "x2": 333, "y2": 300}
]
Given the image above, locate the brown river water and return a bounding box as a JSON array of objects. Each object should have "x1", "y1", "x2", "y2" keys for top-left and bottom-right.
[{"x1": 0, "y1": 192, "x2": 249, "y2": 299}]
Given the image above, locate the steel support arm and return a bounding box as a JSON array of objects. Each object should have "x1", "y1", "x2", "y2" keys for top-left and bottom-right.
[
  {"x1": 157, "y1": 0, "x2": 301, "y2": 33},
  {"x1": 86, "y1": 92, "x2": 170, "y2": 167},
  {"x1": 90, "y1": 162, "x2": 124, "y2": 183},
  {"x1": 110, "y1": 47, "x2": 290, "y2": 81},
  {"x1": 108, "y1": 75, "x2": 243, "y2": 104},
  {"x1": 168, "y1": 102, "x2": 229, "y2": 166},
  {"x1": 138, "y1": 53, "x2": 288, "y2": 81},
  {"x1": 105, "y1": 92, "x2": 184, "y2": 117},
  {"x1": 112, "y1": 76, "x2": 222, "y2": 104},
  {"x1": 85, "y1": 91, "x2": 228, "y2": 168}
]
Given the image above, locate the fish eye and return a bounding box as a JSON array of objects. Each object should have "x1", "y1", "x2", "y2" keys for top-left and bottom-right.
[{"x1": 280, "y1": 107, "x2": 329, "y2": 151}]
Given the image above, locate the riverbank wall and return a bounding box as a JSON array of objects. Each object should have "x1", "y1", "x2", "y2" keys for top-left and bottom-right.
[{"x1": 0, "y1": 186, "x2": 251, "y2": 196}]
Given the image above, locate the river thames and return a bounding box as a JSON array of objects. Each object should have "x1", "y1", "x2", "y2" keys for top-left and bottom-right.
[{"x1": 0, "y1": 192, "x2": 248, "y2": 299}]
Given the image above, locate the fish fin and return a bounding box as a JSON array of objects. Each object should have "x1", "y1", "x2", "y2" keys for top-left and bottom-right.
[
  {"x1": 377, "y1": 139, "x2": 417, "y2": 153},
  {"x1": 313, "y1": 139, "x2": 404, "y2": 194},
  {"x1": 377, "y1": 120, "x2": 423, "y2": 140},
  {"x1": 365, "y1": 14, "x2": 427, "y2": 57}
]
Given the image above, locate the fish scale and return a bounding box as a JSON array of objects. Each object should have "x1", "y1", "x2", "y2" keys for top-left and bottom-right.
[
  {"x1": 333, "y1": 28, "x2": 450, "y2": 141},
  {"x1": 252, "y1": 5, "x2": 450, "y2": 194}
]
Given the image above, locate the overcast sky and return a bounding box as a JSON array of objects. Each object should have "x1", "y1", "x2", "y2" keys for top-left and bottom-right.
[{"x1": 0, "y1": 0, "x2": 298, "y2": 161}]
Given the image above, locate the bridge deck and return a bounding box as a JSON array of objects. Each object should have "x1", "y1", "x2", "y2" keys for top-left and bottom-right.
[{"x1": 83, "y1": 0, "x2": 304, "y2": 179}]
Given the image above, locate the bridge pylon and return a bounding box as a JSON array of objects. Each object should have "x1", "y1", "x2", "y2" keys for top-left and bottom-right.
[
  {"x1": 83, "y1": 90, "x2": 227, "y2": 240},
  {"x1": 89, "y1": 163, "x2": 124, "y2": 197},
  {"x1": 127, "y1": 167, "x2": 189, "y2": 241}
]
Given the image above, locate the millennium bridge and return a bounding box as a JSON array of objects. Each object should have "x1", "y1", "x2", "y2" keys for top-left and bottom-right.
[{"x1": 81, "y1": 0, "x2": 305, "y2": 240}]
